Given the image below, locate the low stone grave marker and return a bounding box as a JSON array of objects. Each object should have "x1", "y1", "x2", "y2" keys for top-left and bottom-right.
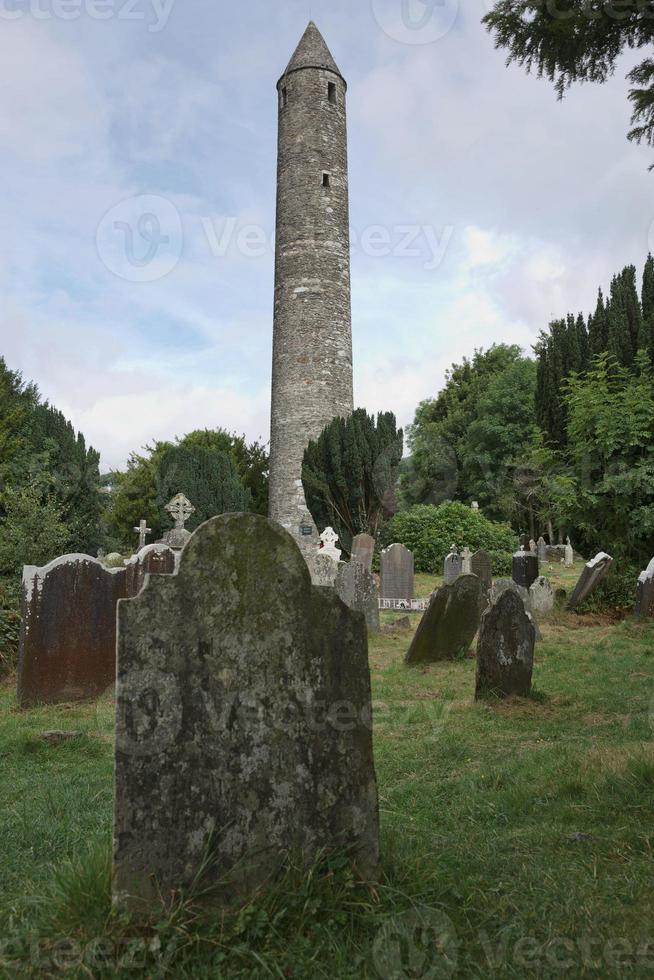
[
  {"x1": 308, "y1": 551, "x2": 340, "y2": 587},
  {"x1": 529, "y1": 576, "x2": 555, "y2": 615},
  {"x1": 113, "y1": 514, "x2": 380, "y2": 909},
  {"x1": 443, "y1": 545, "x2": 463, "y2": 585},
  {"x1": 336, "y1": 561, "x2": 380, "y2": 633},
  {"x1": 567, "y1": 553, "x2": 613, "y2": 610},
  {"x1": 405, "y1": 574, "x2": 481, "y2": 665},
  {"x1": 475, "y1": 590, "x2": 536, "y2": 699},
  {"x1": 380, "y1": 544, "x2": 414, "y2": 602}
]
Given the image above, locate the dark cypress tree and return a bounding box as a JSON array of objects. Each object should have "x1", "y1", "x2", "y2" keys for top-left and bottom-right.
[
  {"x1": 157, "y1": 444, "x2": 251, "y2": 530},
  {"x1": 607, "y1": 275, "x2": 633, "y2": 367},
  {"x1": 642, "y1": 254, "x2": 654, "y2": 354},
  {"x1": 619, "y1": 265, "x2": 643, "y2": 360},
  {"x1": 588, "y1": 289, "x2": 609, "y2": 357}
]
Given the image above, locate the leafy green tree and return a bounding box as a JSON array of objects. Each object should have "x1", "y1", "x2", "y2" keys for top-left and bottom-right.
[
  {"x1": 104, "y1": 441, "x2": 173, "y2": 549},
  {"x1": 0, "y1": 483, "x2": 69, "y2": 576},
  {"x1": 302, "y1": 410, "x2": 403, "y2": 554},
  {"x1": 483, "y1": 1, "x2": 654, "y2": 157}
]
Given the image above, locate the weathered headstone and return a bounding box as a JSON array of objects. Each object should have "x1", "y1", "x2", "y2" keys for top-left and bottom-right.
[
  {"x1": 124, "y1": 544, "x2": 177, "y2": 597},
  {"x1": 405, "y1": 574, "x2": 482, "y2": 665},
  {"x1": 351, "y1": 533, "x2": 375, "y2": 572},
  {"x1": 308, "y1": 551, "x2": 340, "y2": 587},
  {"x1": 462, "y1": 547, "x2": 472, "y2": 574},
  {"x1": 636, "y1": 558, "x2": 654, "y2": 617},
  {"x1": 529, "y1": 576, "x2": 555, "y2": 615},
  {"x1": 133, "y1": 519, "x2": 152, "y2": 552},
  {"x1": 564, "y1": 538, "x2": 574, "y2": 568},
  {"x1": 475, "y1": 590, "x2": 535, "y2": 699},
  {"x1": 336, "y1": 561, "x2": 380, "y2": 633},
  {"x1": 537, "y1": 536, "x2": 547, "y2": 566},
  {"x1": 320, "y1": 526, "x2": 342, "y2": 562},
  {"x1": 529, "y1": 539, "x2": 537, "y2": 554},
  {"x1": 490, "y1": 578, "x2": 542, "y2": 641},
  {"x1": 380, "y1": 544, "x2": 414, "y2": 602},
  {"x1": 567, "y1": 552, "x2": 613, "y2": 610},
  {"x1": 162, "y1": 493, "x2": 195, "y2": 550},
  {"x1": 470, "y1": 549, "x2": 492, "y2": 591},
  {"x1": 471, "y1": 501, "x2": 480, "y2": 511},
  {"x1": 443, "y1": 545, "x2": 463, "y2": 585},
  {"x1": 18, "y1": 555, "x2": 127, "y2": 708},
  {"x1": 512, "y1": 546, "x2": 539, "y2": 591},
  {"x1": 113, "y1": 514, "x2": 380, "y2": 909}
]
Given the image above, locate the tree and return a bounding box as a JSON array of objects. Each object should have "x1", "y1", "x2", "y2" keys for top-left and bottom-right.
[
  {"x1": 483, "y1": 1, "x2": 654, "y2": 160},
  {"x1": 0, "y1": 358, "x2": 39, "y2": 485},
  {"x1": 0, "y1": 483, "x2": 69, "y2": 576},
  {"x1": 157, "y1": 444, "x2": 251, "y2": 528},
  {"x1": 302, "y1": 410, "x2": 403, "y2": 554}
]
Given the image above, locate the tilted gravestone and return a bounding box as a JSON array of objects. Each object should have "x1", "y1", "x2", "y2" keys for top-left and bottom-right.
[
  {"x1": 443, "y1": 545, "x2": 463, "y2": 585},
  {"x1": 405, "y1": 574, "x2": 482, "y2": 665},
  {"x1": 512, "y1": 547, "x2": 539, "y2": 591},
  {"x1": 490, "y1": 579, "x2": 542, "y2": 641},
  {"x1": 567, "y1": 552, "x2": 613, "y2": 610},
  {"x1": 113, "y1": 514, "x2": 380, "y2": 909},
  {"x1": 529, "y1": 576, "x2": 555, "y2": 615},
  {"x1": 537, "y1": 536, "x2": 548, "y2": 566},
  {"x1": 380, "y1": 544, "x2": 414, "y2": 602},
  {"x1": 636, "y1": 558, "x2": 654, "y2": 617},
  {"x1": 336, "y1": 560, "x2": 380, "y2": 633},
  {"x1": 351, "y1": 533, "x2": 375, "y2": 573},
  {"x1": 470, "y1": 549, "x2": 492, "y2": 591},
  {"x1": 18, "y1": 555, "x2": 128, "y2": 708},
  {"x1": 475, "y1": 590, "x2": 536, "y2": 699}
]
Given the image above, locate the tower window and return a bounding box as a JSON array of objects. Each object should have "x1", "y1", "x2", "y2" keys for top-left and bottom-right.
[
  {"x1": 322, "y1": 172, "x2": 331, "y2": 188},
  {"x1": 328, "y1": 82, "x2": 336, "y2": 105},
  {"x1": 281, "y1": 87, "x2": 288, "y2": 108}
]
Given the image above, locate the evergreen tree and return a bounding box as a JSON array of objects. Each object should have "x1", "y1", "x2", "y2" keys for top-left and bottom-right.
[
  {"x1": 642, "y1": 254, "x2": 654, "y2": 353},
  {"x1": 157, "y1": 444, "x2": 251, "y2": 530},
  {"x1": 588, "y1": 289, "x2": 609, "y2": 358}
]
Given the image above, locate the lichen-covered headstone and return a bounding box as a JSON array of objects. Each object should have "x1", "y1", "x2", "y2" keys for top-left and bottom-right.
[
  {"x1": 351, "y1": 533, "x2": 375, "y2": 572},
  {"x1": 443, "y1": 545, "x2": 463, "y2": 585},
  {"x1": 380, "y1": 544, "x2": 414, "y2": 601},
  {"x1": 405, "y1": 574, "x2": 481, "y2": 665},
  {"x1": 18, "y1": 555, "x2": 127, "y2": 707},
  {"x1": 470, "y1": 549, "x2": 492, "y2": 591},
  {"x1": 113, "y1": 514, "x2": 379, "y2": 910},
  {"x1": 567, "y1": 552, "x2": 613, "y2": 610},
  {"x1": 308, "y1": 551, "x2": 340, "y2": 587},
  {"x1": 512, "y1": 547, "x2": 539, "y2": 590},
  {"x1": 124, "y1": 544, "x2": 176, "y2": 597},
  {"x1": 475, "y1": 590, "x2": 535, "y2": 699},
  {"x1": 336, "y1": 560, "x2": 380, "y2": 633},
  {"x1": 490, "y1": 579, "x2": 542, "y2": 642},
  {"x1": 529, "y1": 576, "x2": 555, "y2": 615}
]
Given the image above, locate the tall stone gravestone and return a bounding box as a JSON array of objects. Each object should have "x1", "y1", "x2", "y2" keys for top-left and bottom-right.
[
  {"x1": 351, "y1": 533, "x2": 375, "y2": 573},
  {"x1": 568, "y1": 552, "x2": 613, "y2": 610},
  {"x1": 470, "y1": 549, "x2": 492, "y2": 591},
  {"x1": 113, "y1": 514, "x2": 380, "y2": 909},
  {"x1": 405, "y1": 575, "x2": 482, "y2": 665},
  {"x1": 564, "y1": 538, "x2": 574, "y2": 568},
  {"x1": 537, "y1": 536, "x2": 547, "y2": 566},
  {"x1": 636, "y1": 558, "x2": 654, "y2": 617},
  {"x1": 336, "y1": 560, "x2": 380, "y2": 633},
  {"x1": 462, "y1": 548, "x2": 472, "y2": 574},
  {"x1": 476, "y1": 590, "x2": 535, "y2": 699},
  {"x1": 443, "y1": 545, "x2": 463, "y2": 585},
  {"x1": 380, "y1": 544, "x2": 414, "y2": 602},
  {"x1": 18, "y1": 555, "x2": 127, "y2": 708},
  {"x1": 490, "y1": 578, "x2": 542, "y2": 642},
  {"x1": 512, "y1": 547, "x2": 539, "y2": 590}
]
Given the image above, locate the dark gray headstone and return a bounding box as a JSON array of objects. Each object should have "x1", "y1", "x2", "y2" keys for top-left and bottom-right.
[
  {"x1": 490, "y1": 579, "x2": 542, "y2": 642},
  {"x1": 380, "y1": 544, "x2": 414, "y2": 601},
  {"x1": 512, "y1": 547, "x2": 539, "y2": 590},
  {"x1": 405, "y1": 574, "x2": 481, "y2": 665},
  {"x1": 18, "y1": 555, "x2": 127, "y2": 708},
  {"x1": 470, "y1": 549, "x2": 492, "y2": 590},
  {"x1": 351, "y1": 533, "x2": 375, "y2": 572},
  {"x1": 443, "y1": 545, "x2": 463, "y2": 585},
  {"x1": 475, "y1": 590, "x2": 535, "y2": 699},
  {"x1": 336, "y1": 560, "x2": 380, "y2": 633},
  {"x1": 567, "y1": 552, "x2": 613, "y2": 610},
  {"x1": 519, "y1": 534, "x2": 530, "y2": 550},
  {"x1": 113, "y1": 514, "x2": 380, "y2": 910},
  {"x1": 636, "y1": 558, "x2": 654, "y2": 617}
]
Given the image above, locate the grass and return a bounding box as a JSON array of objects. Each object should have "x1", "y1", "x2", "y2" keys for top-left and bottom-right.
[{"x1": 1, "y1": 588, "x2": 654, "y2": 978}]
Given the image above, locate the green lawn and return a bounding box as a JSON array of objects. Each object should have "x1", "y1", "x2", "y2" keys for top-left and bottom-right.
[{"x1": 1, "y1": 601, "x2": 653, "y2": 978}]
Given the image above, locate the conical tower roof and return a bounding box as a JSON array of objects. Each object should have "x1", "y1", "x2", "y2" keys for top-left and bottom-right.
[{"x1": 280, "y1": 22, "x2": 344, "y2": 82}]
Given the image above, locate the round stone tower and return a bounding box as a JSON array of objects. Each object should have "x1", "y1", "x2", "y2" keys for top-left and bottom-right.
[{"x1": 269, "y1": 22, "x2": 354, "y2": 553}]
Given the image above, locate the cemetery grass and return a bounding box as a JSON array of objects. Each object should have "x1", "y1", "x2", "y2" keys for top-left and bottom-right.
[{"x1": 1, "y1": 608, "x2": 654, "y2": 977}]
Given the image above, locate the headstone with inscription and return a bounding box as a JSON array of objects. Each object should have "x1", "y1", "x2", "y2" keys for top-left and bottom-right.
[
  {"x1": 475, "y1": 590, "x2": 536, "y2": 699},
  {"x1": 336, "y1": 560, "x2": 380, "y2": 633},
  {"x1": 567, "y1": 553, "x2": 613, "y2": 610},
  {"x1": 405, "y1": 574, "x2": 481, "y2": 665},
  {"x1": 308, "y1": 551, "x2": 340, "y2": 587},
  {"x1": 470, "y1": 549, "x2": 492, "y2": 591},
  {"x1": 351, "y1": 533, "x2": 375, "y2": 572},
  {"x1": 380, "y1": 544, "x2": 414, "y2": 602},
  {"x1": 113, "y1": 514, "x2": 380, "y2": 909},
  {"x1": 512, "y1": 547, "x2": 539, "y2": 591},
  {"x1": 443, "y1": 545, "x2": 463, "y2": 585},
  {"x1": 529, "y1": 576, "x2": 555, "y2": 615}
]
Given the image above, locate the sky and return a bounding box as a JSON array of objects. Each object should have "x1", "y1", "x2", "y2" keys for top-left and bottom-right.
[{"x1": 1, "y1": 0, "x2": 652, "y2": 471}]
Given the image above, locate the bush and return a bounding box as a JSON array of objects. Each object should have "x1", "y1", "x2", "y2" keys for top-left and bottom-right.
[
  {"x1": 379, "y1": 502, "x2": 517, "y2": 576},
  {"x1": 0, "y1": 576, "x2": 20, "y2": 677}
]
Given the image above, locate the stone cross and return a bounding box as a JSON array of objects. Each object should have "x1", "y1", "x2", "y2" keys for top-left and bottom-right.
[
  {"x1": 320, "y1": 526, "x2": 342, "y2": 561},
  {"x1": 165, "y1": 493, "x2": 195, "y2": 529},
  {"x1": 133, "y1": 520, "x2": 152, "y2": 551}
]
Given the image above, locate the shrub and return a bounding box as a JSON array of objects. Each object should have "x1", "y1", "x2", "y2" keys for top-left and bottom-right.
[
  {"x1": 379, "y1": 502, "x2": 517, "y2": 576},
  {"x1": 0, "y1": 576, "x2": 20, "y2": 677}
]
